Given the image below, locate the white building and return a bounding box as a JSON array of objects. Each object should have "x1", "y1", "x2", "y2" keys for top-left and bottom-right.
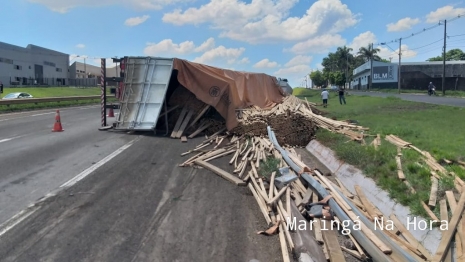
[{"x1": 0, "y1": 41, "x2": 69, "y2": 87}]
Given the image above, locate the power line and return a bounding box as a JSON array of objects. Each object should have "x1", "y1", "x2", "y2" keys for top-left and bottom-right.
[
  {"x1": 377, "y1": 13, "x2": 464, "y2": 46},
  {"x1": 409, "y1": 38, "x2": 444, "y2": 50}
]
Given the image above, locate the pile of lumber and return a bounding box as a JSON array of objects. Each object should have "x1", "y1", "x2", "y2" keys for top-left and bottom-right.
[
  {"x1": 179, "y1": 130, "x2": 451, "y2": 261},
  {"x1": 231, "y1": 95, "x2": 368, "y2": 146}
]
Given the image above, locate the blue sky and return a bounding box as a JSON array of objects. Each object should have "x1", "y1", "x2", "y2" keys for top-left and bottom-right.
[{"x1": 2, "y1": 0, "x2": 465, "y2": 87}]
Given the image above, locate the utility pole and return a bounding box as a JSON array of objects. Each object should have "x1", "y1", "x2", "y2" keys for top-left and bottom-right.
[
  {"x1": 442, "y1": 19, "x2": 447, "y2": 95},
  {"x1": 369, "y1": 43, "x2": 373, "y2": 90},
  {"x1": 398, "y1": 38, "x2": 402, "y2": 94}
]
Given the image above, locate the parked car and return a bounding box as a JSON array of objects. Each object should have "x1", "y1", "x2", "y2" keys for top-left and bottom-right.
[{"x1": 2, "y1": 92, "x2": 34, "y2": 99}]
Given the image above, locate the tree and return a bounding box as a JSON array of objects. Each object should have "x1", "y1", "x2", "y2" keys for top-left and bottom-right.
[
  {"x1": 309, "y1": 70, "x2": 326, "y2": 87},
  {"x1": 427, "y1": 48, "x2": 465, "y2": 61},
  {"x1": 357, "y1": 45, "x2": 381, "y2": 62}
]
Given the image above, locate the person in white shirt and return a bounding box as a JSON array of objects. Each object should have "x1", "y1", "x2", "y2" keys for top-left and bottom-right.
[{"x1": 321, "y1": 89, "x2": 329, "y2": 108}]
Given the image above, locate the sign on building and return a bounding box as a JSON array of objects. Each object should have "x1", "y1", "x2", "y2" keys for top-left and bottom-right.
[{"x1": 373, "y1": 66, "x2": 394, "y2": 80}]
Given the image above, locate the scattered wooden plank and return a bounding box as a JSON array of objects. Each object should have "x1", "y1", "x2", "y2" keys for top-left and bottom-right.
[
  {"x1": 433, "y1": 187, "x2": 465, "y2": 262},
  {"x1": 335, "y1": 177, "x2": 354, "y2": 199},
  {"x1": 268, "y1": 171, "x2": 276, "y2": 200},
  {"x1": 175, "y1": 110, "x2": 194, "y2": 138},
  {"x1": 445, "y1": 191, "x2": 457, "y2": 211},
  {"x1": 286, "y1": 187, "x2": 291, "y2": 216},
  {"x1": 421, "y1": 201, "x2": 440, "y2": 221},
  {"x1": 268, "y1": 185, "x2": 289, "y2": 205},
  {"x1": 390, "y1": 213, "x2": 432, "y2": 260},
  {"x1": 404, "y1": 180, "x2": 416, "y2": 194},
  {"x1": 321, "y1": 224, "x2": 346, "y2": 262},
  {"x1": 312, "y1": 193, "x2": 324, "y2": 244},
  {"x1": 341, "y1": 246, "x2": 363, "y2": 260},
  {"x1": 188, "y1": 105, "x2": 210, "y2": 128},
  {"x1": 439, "y1": 199, "x2": 453, "y2": 262},
  {"x1": 247, "y1": 183, "x2": 271, "y2": 225},
  {"x1": 181, "y1": 136, "x2": 187, "y2": 142},
  {"x1": 396, "y1": 156, "x2": 406, "y2": 180},
  {"x1": 347, "y1": 230, "x2": 367, "y2": 260},
  {"x1": 194, "y1": 160, "x2": 246, "y2": 186},
  {"x1": 158, "y1": 105, "x2": 179, "y2": 118},
  {"x1": 354, "y1": 185, "x2": 378, "y2": 220},
  {"x1": 429, "y1": 176, "x2": 438, "y2": 207},
  {"x1": 278, "y1": 223, "x2": 291, "y2": 262},
  {"x1": 298, "y1": 188, "x2": 312, "y2": 207},
  {"x1": 170, "y1": 107, "x2": 188, "y2": 138}
]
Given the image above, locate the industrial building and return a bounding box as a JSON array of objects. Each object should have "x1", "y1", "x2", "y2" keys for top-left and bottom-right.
[
  {"x1": 351, "y1": 60, "x2": 465, "y2": 91},
  {"x1": 0, "y1": 41, "x2": 69, "y2": 87},
  {"x1": 68, "y1": 61, "x2": 121, "y2": 87}
]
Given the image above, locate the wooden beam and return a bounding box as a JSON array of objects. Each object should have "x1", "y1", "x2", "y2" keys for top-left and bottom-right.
[
  {"x1": 247, "y1": 183, "x2": 271, "y2": 225},
  {"x1": 421, "y1": 201, "x2": 440, "y2": 221},
  {"x1": 439, "y1": 199, "x2": 453, "y2": 262},
  {"x1": 396, "y1": 156, "x2": 406, "y2": 180},
  {"x1": 181, "y1": 136, "x2": 187, "y2": 143},
  {"x1": 175, "y1": 110, "x2": 194, "y2": 138},
  {"x1": 390, "y1": 213, "x2": 432, "y2": 260},
  {"x1": 321, "y1": 223, "x2": 346, "y2": 262},
  {"x1": 433, "y1": 187, "x2": 465, "y2": 262},
  {"x1": 170, "y1": 107, "x2": 188, "y2": 138},
  {"x1": 312, "y1": 193, "x2": 324, "y2": 244},
  {"x1": 429, "y1": 176, "x2": 439, "y2": 207},
  {"x1": 354, "y1": 185, "x2": 378, "y2": 220},
  {"x1": 194, "y1": 160, "x2": 246, "y2": 186},
  {"x1": 188, "y1": 105, "x2": 210, "y2": 128},
  {"x1": 341, "y1": 246, "x2": 363, "y2": 260}
]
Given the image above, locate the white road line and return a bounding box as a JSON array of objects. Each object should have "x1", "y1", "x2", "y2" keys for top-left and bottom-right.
[
  {"x1": 0, "y1": 136, "x2": 23, "y2": 144},
  {"x1": 0, "y1": 206, "x2": 40, "y2": 237},
  {"x1": 0, "y1": 105, "x2": 99, "y2": 122},
  {"x1": 60, "y1": 137, "x2": 140, "y2": 188},
  {"x1": 0, "y1": 137, "x2": 139, "y2": 237}
]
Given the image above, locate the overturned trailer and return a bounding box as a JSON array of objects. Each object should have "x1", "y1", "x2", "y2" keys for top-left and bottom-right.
[{"x1": 114, "y1": 57, "x2": 290, "y2": 132}]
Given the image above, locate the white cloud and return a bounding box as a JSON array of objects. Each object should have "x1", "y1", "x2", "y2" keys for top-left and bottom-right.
[
  {"x1": 124, "y1": 15, "x2": 150, "y2": 26},
  {"x1": 349, "y1": 31, "x2": 377, "y2": 52},
  {"x1": 253, "y1": 59, "x2": 279, "y2": 68},
  {"x1": 143, "y1": 38, "x2": 247, "y2": 66},
  {"x1": 287, "y1": 34, "x2": 345, "y2": 54},
  {"x1": 76, "y1": 44, "x2": 85, "y2": 48},
  {"x1": 28, "y1": 0, "x2": 186, "y2": 13},
  {"x1": 238, "y1": 57, "x2": 250, "y2": 64},
  {"x1": 193, "y1": 46, "x2": 245, "y2": 64},
  {"x1": 377, "y1": 44, "x2": 417, "y2": 61},
  {"x1": 194, "y1": 38, "x2": 215, "y2": 52},
  {"x1": 144, "y1": 39, "x2": 196, "y2": 55},
  {"x1": 163, "y1": 0, "x2": 358, "y2": 44},
  {"x1": 426, "y1": 5, "x2": 465, "y2": 23},
  {"x1": 285, "y1": 55, "x2": 312, "y2": 67},
  {"x1": 386, "y1": 17, "x2": 420, "y2": 32}
]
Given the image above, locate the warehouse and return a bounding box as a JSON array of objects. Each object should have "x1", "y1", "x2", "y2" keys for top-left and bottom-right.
[
  {"x1": 351, "y1": 60, "x2": 465, "y2": 91},
  {"x1": 0, "y1": 41, "x2": 69, "y2": 87}
]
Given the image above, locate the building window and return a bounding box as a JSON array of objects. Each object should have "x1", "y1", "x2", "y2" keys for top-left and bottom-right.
[
  {"x1": 0, "y1": 57, "x2": 13, "y2": 64},
  {"x1": 56, "y1": 68, "x2": 62, "y2": 72},
  {"x1": 14, "y1": 65, "x2": 22, "y2": 70},
  {"x1": 44, "y1": 61, "x2": 56, "y2": 67}
]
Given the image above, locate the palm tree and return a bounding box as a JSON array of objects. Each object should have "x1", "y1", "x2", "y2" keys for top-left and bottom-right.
[{"x1": 357, "y1": 45, "x2": 381, "y2": 62}]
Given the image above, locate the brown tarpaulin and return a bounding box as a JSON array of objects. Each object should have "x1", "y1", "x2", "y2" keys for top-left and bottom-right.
[{"x1": 173, "y1": 58, "x2": 285, "y2": 130}]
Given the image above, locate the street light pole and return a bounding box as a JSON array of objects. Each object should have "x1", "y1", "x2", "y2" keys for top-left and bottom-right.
[{"x1": 398, "y1": 38, "x2": 402, "y2": 94}]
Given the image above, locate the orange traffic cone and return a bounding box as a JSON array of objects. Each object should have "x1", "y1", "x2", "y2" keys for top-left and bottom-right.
[
  {"x1": 108, "y1": 104, "x2": 115, "y2": 117},
  {"x1": 52, "y1": 110, "x2": 64, "y2": 132}
]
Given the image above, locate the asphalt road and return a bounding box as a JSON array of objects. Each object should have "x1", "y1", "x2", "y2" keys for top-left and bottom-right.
[
  {"x1": 350, "y1": 91, "x2": 465, "y2": 107},
  {"x1": 0, "y1": 106, "x2": 280, "y2": 262}
]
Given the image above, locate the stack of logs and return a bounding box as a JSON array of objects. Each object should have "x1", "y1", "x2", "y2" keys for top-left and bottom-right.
[{"x1": 231, "y1": 95, "x2": 369, "y2": 147}]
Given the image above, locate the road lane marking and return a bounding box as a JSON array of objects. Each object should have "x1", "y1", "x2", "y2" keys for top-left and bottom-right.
[
  {"x1": 0, "y1": 205, "x2": 40, "y2": 237},
  {"x1": 0, "y1": 136, "x2": 23, "y2": 144},
  {"x1": 0, "y1": 136, "x2": 139, "y2": 237},
  {"x1": 0, "y1": 105, "x2": 99, "y2": 122},
  {"x1": 60, "y1": 137, "x2": 140, "y2": 188}
]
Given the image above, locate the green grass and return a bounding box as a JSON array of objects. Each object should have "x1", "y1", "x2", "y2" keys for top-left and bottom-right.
[
  {"x1": 1, "y1": 87, "x2": 116, "y2": 113},
  {"x1": 3, "y1": 86, "x2": 103, "y2": 98},
  {"x1": 302, "y1": 93, "x2": 465, "y2": 218},
  {"x1": 357, "y1": 88, "x2": 465, "y2": 97},
  {"x1": 259, "y1": 157, "x2": 280, "y2": 179}
]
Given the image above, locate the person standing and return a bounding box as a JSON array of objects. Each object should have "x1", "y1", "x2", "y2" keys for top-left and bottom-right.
[
  {"x1": 338, "y1": 87, "x2": 346, "y2": 105},
  {"x1": 321, "y1": 89, "x2": 329, "y2": 108},
  {"x1": 428, "y1": 82, "x2": 435, "y2": 96},
  {"x1": 0, "y1": 81, "x2": 3, "y2": 99}
]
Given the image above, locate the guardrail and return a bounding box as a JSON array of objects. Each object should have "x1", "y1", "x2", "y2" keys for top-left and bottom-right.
[{"x1": 0, "y1": 95, "x2": 101, "y2": 106}]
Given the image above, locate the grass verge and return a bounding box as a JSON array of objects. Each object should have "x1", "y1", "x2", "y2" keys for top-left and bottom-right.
[
  {"x1": 302, "y1": 93, "x2": 465, "y2": 219},
  {"x1": 1, "y1": 87, "x2": 116, "y2": 113},
  {"x1": 3, "y1": 87, "x2": 103, "y2": 97}
]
